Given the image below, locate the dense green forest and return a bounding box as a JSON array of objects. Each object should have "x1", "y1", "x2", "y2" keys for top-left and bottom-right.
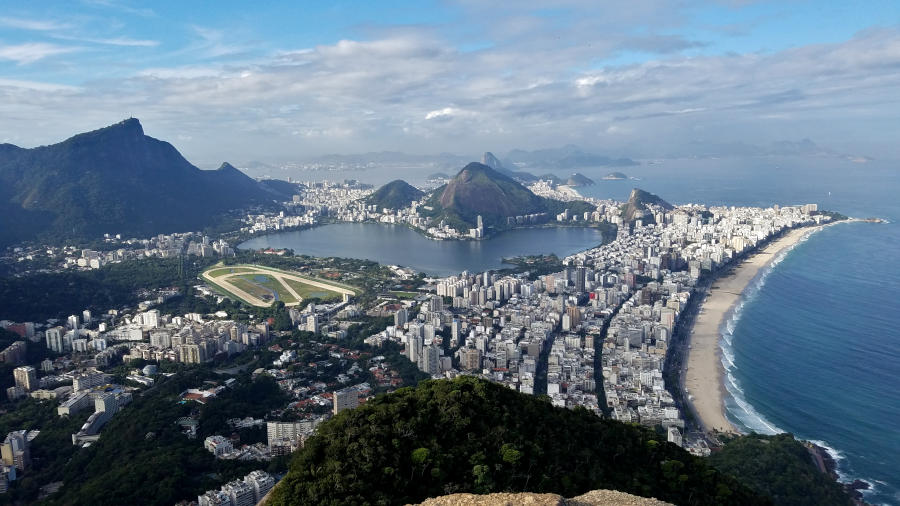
[
  {"x1": 269, "y1": 376, "x2": 765, "y2": 506},
  {"x1": 708, "y1": 433, "x2": 851, "y2": 506},
  {"x1": 0, "y1": 257, "x2": 218, "y2": 322}
]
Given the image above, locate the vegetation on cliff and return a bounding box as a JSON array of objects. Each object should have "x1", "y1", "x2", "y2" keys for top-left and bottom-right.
[
  {"x1": 270, "y1": 377, "x2": 764, "y2": 505},
  {"x1": 365, "y1": 180, "x2": 425, "y2": 210},
  {"x1": 708, "y1": 433, "x2": 851, "y2": 506}
]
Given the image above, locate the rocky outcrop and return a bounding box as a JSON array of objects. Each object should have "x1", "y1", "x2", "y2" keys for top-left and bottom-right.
[{"x1": 413, "y1": 490, "x2": 672, "y2": 506}]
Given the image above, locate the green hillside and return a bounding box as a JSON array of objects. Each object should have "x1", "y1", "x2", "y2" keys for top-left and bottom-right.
[
  {"x1": 365, "y1": 179, "x2": 425, "y2": 210},
  {"x1": 269, "y1": 377, "x2": 765, "y2": 505},
  {"x1": 422, "y1": 163, "x2": 595, "y2": 232},
  {"x1": 708, "y1": 434, "x2": 851, "y2": 506}
]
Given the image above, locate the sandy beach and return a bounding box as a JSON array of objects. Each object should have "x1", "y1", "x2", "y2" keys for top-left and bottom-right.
[
  {"x1": 557, "y1": 185, "x2": 584, "y2": 199},
  {"x1": 684, "y1": 225, "x2": 822, "y2": 434}
]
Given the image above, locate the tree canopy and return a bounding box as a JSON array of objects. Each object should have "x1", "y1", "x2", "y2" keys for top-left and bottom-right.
[{"x1": 270, "y1": 376, "x2": 765, "y2": 506}]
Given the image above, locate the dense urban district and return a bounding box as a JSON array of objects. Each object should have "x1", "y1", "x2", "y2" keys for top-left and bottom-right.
[{"x1": 0, "y1": 122, "x2": 860, "y2": 506}]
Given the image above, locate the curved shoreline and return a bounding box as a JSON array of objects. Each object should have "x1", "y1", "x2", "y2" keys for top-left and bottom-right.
[{"x1": 683, "y1": 225, "x2": 827, "y2": 434}]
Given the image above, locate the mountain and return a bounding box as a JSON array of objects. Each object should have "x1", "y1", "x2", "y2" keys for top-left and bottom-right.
[
  {"x1": 365, "y1": 179, "x2": 425, "y2": 210},
  {"x1": 268, "y1": 377, "x2": 764, "y2": 505},
  {"x1": 621, "y1": 188, "x2": 673, "y2": 224},
  {"x1": 258, "y1": 178, "x2": 302, "y2": 199},
  {"x1": 481, "y1": 151, "x2": 504, "y2": 171},
  {"x1": 421, "y1": 163, "x2": 598, "y2": 233},
  {"x1": 538, "y1": 173, "x2": 564, "y2": 185},
  {"x1": 506, "y1": 145, "x2": 639, "y2": 170},
  {"x1": 0, "y1": 119, "x2": 286, "y2": 246},
  {"x1": 602, "y1": 171, "x2": 628, "y2": 180},
  {"x1": 423, "y1": 163, "x2": 547, "y2": 230},
  {"x1": 566, "y1": 173, "x2": 595, "y2": 187},
  {"x1": 483, "y1": 151, "x2": 538, "y2": 182}
]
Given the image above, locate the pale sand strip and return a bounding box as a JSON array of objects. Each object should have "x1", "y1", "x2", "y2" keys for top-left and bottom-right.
[
  {"x1": 684, "y1": 226, "x2": 822, "y2": 434},
  {"x1": 557, "y1": 185, "x2": 584, "y2": 199}
]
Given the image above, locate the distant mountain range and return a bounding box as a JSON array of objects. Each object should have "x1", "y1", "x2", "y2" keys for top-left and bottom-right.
[
  {"x1": 480, "y1": 151, "x2": 625, "y2": 185},
  {"x1": 239, "y1": 146, "x2": 639, "y2": 181},
  {"x1": 505, "y1": 145, "x2": 639, "y2": 170},
  {"x1": 0, "y1": 119, "x2": 293, "y2": 247}
]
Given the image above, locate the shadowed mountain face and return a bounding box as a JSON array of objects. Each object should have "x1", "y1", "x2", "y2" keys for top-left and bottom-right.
[
  {"x1": 366, "y1": 179, "x2": 425, "y2": 210},
  {"x1": 0, "y1": 119, "x2": 284, "y2": 246}
]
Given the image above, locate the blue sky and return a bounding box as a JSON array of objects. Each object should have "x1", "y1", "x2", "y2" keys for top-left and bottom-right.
[{"x1": 0, "y1": 0, "x2": 899, "y2": 164}]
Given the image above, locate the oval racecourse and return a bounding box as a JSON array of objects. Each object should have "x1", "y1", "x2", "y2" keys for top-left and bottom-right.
[{"x1": 201, "y1": 264, "x2": 358, "y2": 307}]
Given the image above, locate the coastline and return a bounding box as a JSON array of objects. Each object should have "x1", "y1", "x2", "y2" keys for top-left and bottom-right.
[{"x1": 683, "y1": 225, "x2": 825, "y2": 434}]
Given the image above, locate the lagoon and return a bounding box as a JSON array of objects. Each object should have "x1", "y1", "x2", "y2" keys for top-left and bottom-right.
[{"x1": 238, "y1": 223, "x2": 605, "y2": 276}]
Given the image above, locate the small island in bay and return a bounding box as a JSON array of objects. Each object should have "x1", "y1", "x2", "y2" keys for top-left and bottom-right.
[{"x1": 602, "y1": 171, "x2": 628, "y2": 180}]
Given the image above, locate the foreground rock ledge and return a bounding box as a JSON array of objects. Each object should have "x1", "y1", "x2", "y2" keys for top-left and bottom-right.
[{"x1": 412, "y1": 490, "x2": 672, "y2": 506}]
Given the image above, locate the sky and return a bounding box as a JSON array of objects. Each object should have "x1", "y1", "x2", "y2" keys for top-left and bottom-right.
[{"x1": 0, "y1": 0, "x2": 898, "y2": 166}]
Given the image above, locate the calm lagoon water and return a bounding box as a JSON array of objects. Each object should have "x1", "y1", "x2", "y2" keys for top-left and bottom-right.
[{"x1": 239, "y1": 223, "x2": 605, "y2": 277}]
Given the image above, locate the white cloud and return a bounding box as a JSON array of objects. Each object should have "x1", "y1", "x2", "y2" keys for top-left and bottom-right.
[
  {"x1": 0, "y1": 42, "x2": 79, "y2": 64},
  {"x1": 54, "y1": 35, "x2": 159, "y2": 47},
  {"x1": 81, "y1": 0, "x2": 156, "y2": 18},
  {"x1": 425, "y1": 107, "x2": 463, "y2": 120},
  {"x1": 0, "y1": 78, "x2": 79, "y2": 91},
  {"x1": 0, "y1": 16, "x2": 70, "y2": 31}
]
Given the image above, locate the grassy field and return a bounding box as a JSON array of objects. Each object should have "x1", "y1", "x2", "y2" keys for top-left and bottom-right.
[
  {"x1": 237, "y1": 274, "x2": 299, "y2": 304},
  {"x1": 207, "y1": 266, "x2": 257, "y2": 278},
  {"x1": 283, "y1": 278, "x2": 341, "y2": 301},
  {"x1": 227, "y1": 276, "x2": 275, "y2": 302},
  {"x1": 390, "y1": 291, "x2": 421, "y2": 299}
]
